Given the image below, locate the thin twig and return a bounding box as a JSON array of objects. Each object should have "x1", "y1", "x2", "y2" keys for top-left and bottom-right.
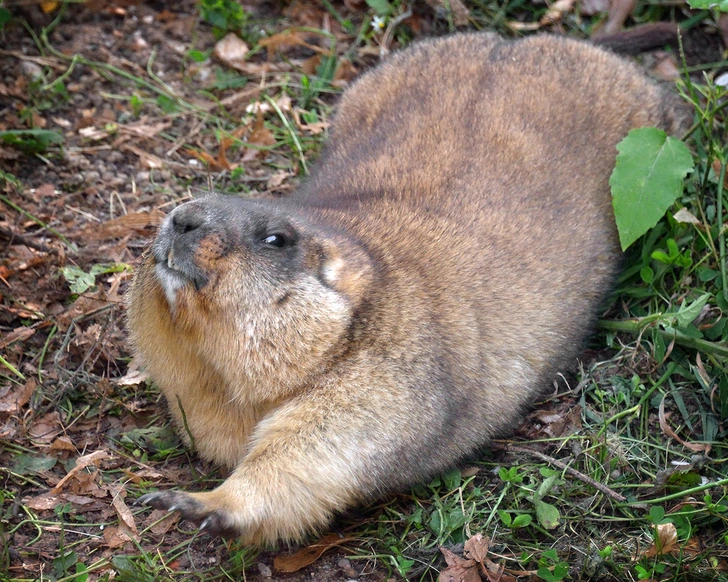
[
  {"x1": 0, "y1": 225, "x2": 51, "y2": 252},
  {"x1": 492, "y1": 442, "x2": 627, "y2": 503}
]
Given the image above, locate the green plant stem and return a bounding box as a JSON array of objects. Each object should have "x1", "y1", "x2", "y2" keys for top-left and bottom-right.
[
  {"x1": 718, "y1": 156, "x2": 727, "y2": 302},
  {"x1": 621, "y1": 477, "x2": 728, "y2": 507},
  {"x1": 598, "y1": 319, "x2": 728, "y2": 359},
  {"x1": 37, "y1": 324, "x2": 58, "y2": 382},
  {"x1": 0, "y1": 353, "x2": 25, "y2": 380}
]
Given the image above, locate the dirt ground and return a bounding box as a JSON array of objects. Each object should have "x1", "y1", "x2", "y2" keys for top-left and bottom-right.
[{"x1": 1, "y1": 0, "x2": 725, "y2": 580}]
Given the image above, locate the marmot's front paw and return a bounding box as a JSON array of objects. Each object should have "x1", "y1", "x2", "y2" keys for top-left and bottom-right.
[{"x1": 137, "y1": 491, "x2": 238, "y2": 537}]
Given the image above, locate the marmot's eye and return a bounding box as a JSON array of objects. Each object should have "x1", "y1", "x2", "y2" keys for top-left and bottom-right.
[{"x1": 263, "y1": 234, "x2": 287, "y2": 247}]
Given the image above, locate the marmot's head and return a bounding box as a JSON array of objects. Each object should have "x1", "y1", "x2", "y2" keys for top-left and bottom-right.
[{"x1": 138, "y1": 194, "x2": 373, "y2": 402}]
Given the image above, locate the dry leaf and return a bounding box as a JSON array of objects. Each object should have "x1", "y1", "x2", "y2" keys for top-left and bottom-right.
[
  {"x1": 103, "y1": 524, "x2": 135, "y2": 548},
  {"x1": 334, "y1": 59, "x2": 358, "y2": 86},
  {"x1": 682, "y1": 536, "x2": 703, "y2": 557},
  {"x1": 24, "y1": 492, "x2": 60, "y2": 511},
  {"x1": 266, "y1": 171, "x2": 291, "y2": 190},
  {"x1": 29, "y1": 411, "x2": 62, "y2": 445},
  {"x1": 110, "y1": 485, "x2": 139, "y2": 536},
  {"x1": 122, "y1": 144, "x2": 166, "y2": 169},
  {"x1": 40, "y1": 1, "x2": 59, "y2": 13},
  {"x1": 712, "y1": 158, "x2": 728, "y2": 187},
  {"x1": 213, "y1": 33, "x2": 250, "y2": 71},
  {"x1": 259, "y1": 31, "x2": 328, "y2": 59},
  {"x1": 0, "y1": 377, "x2": 36, "y2": 413},
  {"x1": 658, "y1": 397, "x2": 711, "y2": 454},
  {"x1": 185, "y1": 147, "x2": 221, "y2": 170},
  {"x1": 644, "y1": 522, "x2": 678, "y2": 557},
  {"x1": 438, "y1": 547, "x2": 480, "y2": 582},
  {"x1": 247, "y1": 113, "x2": 275, "y2": 148},
  {"x1": 217, "y1": 135, "x2": 235, "y2": 171},
  {"x1": 53, "y1": 450, "x2": 112, "y2": 493},
  {"x1": 1, "y1": 327, "x2": 36, "y2": 349},
  {"x1": 115, "y1": 367, "x2": 150, "y2": 387},
  {"x1": 34, "y1": 183, "x2": 56, "y2": 198},
  {"x1": 149, "y1": 508, "x2": 179, "y2": 535},
  {"x1": 49, "y1": 435, "x2": 76, "y2": 452},
  {"x1": 464, "y1": 534, "x2": 490, "y2": 563},
  {"x1": 273, "y1": 533, "x2": 351, "y2": 573},
  {"x1": 461, "y1": 467, "x2": 480, "y2": 478},
  {"x1": 300, "y1": 54, "x2": 322, "y2": 76},
  {"x1": 673, "y1": 208, "x2": 700, "y2": 225},
  {"x1": 61, "y1": 493, "x2": 102, "y2": 506}
]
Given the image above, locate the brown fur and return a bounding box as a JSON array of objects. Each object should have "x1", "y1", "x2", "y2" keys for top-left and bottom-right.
[{"x1": 128, "y1": 33, "x2": 688, "y2": 544}]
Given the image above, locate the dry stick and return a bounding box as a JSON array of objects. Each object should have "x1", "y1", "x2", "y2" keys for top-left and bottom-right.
[
  {"x1": 0, "y1": 225, "x2": 51, "y2": 252},
  {"x1": 491, "y1": 442, "x2": 627, "y2": 503}
]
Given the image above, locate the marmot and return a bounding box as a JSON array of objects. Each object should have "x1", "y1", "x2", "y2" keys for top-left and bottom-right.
[{"x1": 128, "y1": 33, "x2": 687, "y2": 544}]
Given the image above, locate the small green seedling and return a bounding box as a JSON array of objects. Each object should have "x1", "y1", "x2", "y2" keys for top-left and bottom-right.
[{"x1": 61, "y1": 263, "x2": 131, "y2": 295}]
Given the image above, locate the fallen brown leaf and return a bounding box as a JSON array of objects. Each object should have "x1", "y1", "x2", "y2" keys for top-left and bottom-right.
[
  {"x1": 49, "y1": 435, "x2": 76, "y2": 452},
  {"x1": 40, "y1": 2, "x2": 59, "y2": 14},
  {"x1": 658, "y1": 397, "x2": 711, "y2": 454},
  {"x1": 213, "y1": 33, "x2": 250, "y2": 71},
  {"x1": 463, "y1": 533, "x2": 489, "y2": 563},
  {"x1": 53, "y1": 450, "x2": 112, "y2": 493},
  {"x1": 0, "y1": 326, "x2": 36, "y2": 349},
  {"x1": 149, "y1": 508, "x2": 180, "y2": 535},
  {"x1": 259, "y1": 30, "x2": 329, "y2": 60},
  {"x1": 185, "y1": 147, "x2": 222, "y2": 170},
  {"x1": 248, "y1": 112, "x2": 276, "y2": 148},
  {"x1": 273, "y1": 533, "x2": 352, "y2": 573},
  {"x1": 24, "y1": 492, "x2": 60, "y2": 511},
  {"x1": 103, "y1": 524, "x2": 136, "y2": 548},
  {"x1": 0, "y1": 377, "x2": 36, "y2": 413},
  {"x1": 644, "y1": 522, "x2": 678, "y2": 557},
  {"x1": 29, "y1": 411, "x2": 62, "y2": 445},
  {"x1": 438, "y1": 547, "x2": 480, "y2": 582},
  {"x1": 110, "y1": 485, "x2": 139, "y2": 536}
]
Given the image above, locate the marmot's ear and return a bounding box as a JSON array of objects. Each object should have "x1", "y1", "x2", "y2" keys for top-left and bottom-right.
[{"x1": 319, "y1": 236, "x2": 373, "y2": 305}]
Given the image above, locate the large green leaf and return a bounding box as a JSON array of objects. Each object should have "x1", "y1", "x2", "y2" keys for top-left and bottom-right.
[
  {"x1": 687, "y1": 0, "x2": 728, "y2": 10},
  {"x1": 610, "y1": 127, "x2": 694, "y2": 251}
]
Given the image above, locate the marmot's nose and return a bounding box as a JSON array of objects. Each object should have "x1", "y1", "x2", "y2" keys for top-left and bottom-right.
[{"x1": 171, "y1": 204, "x2": 206, "y2": 236}]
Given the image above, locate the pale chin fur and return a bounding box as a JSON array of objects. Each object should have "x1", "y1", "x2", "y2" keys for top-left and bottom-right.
[{"x1": 154, "y1": 262, "x2": 186, "y2": 306}]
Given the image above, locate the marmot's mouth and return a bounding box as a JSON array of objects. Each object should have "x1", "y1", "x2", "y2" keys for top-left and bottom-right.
[
  {"x1": 153, "y1": 247, "x2": 210, "y2": 306},
  {"x1": 154, "y1": 261, "x2": 189, "y2": 306}
]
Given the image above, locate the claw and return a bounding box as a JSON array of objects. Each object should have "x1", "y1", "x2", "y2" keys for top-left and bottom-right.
[{"x1": 136, "y1": 492, "x2": 160, "y2": 506}]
